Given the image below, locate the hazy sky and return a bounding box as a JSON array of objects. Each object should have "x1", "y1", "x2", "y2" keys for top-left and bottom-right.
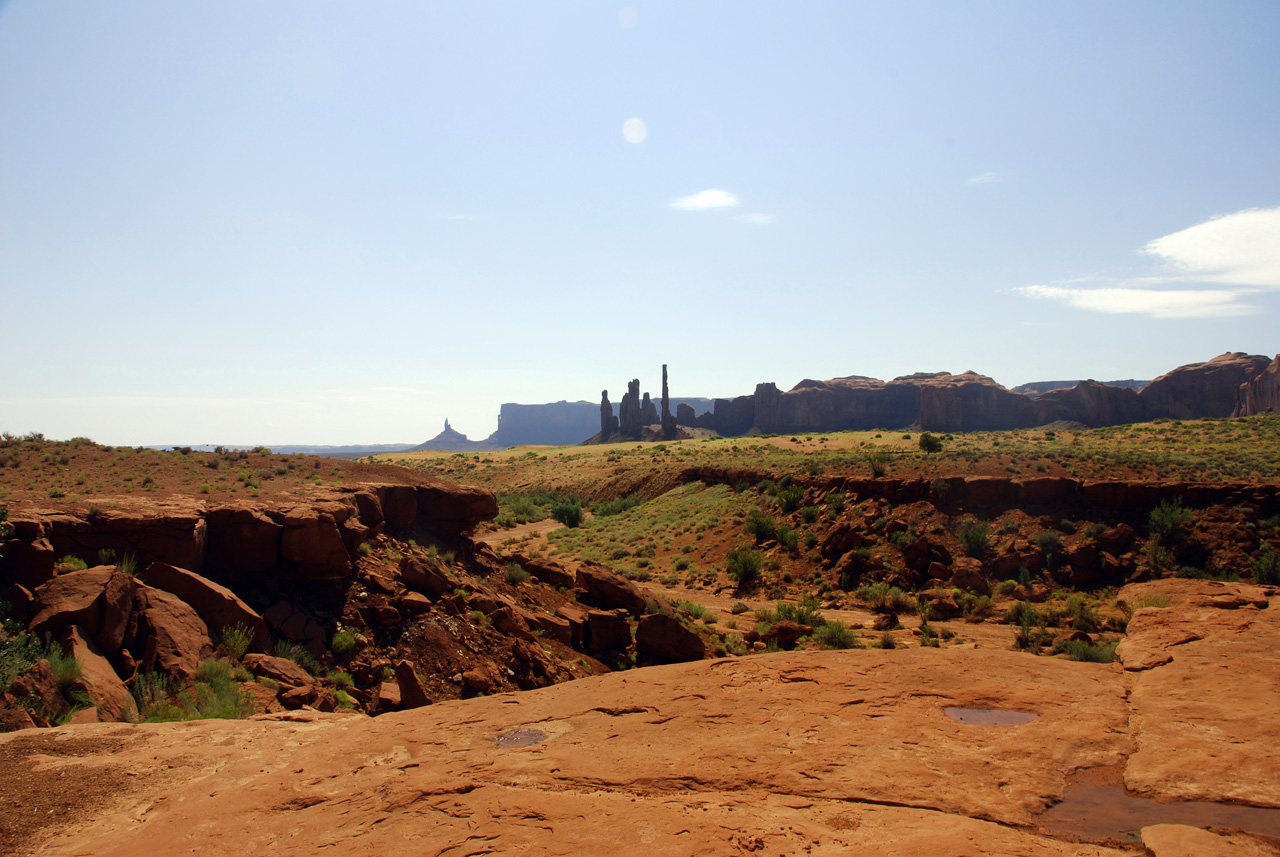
[{"x1": 2, "y1": 2, "x2": 1278, "y2": 445}]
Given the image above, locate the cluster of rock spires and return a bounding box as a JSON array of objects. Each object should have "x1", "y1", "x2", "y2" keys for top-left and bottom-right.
[{"x1": 600, "y1": 364, "x2": 680, "y2": 442}]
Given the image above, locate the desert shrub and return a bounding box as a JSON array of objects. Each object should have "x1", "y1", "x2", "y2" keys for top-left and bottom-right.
[
  {"x1": 918, "y1": 432, "x2": 943, "y2": 454},
  {"x1": 551, "y1": 500, "x2": 584, "y2": 528},
  {"x1": 331, "y1": 629, "x2": 359, "y2": 655},
  {"x1": 1254, "y1": 546, "x2": 1280, "y2": 585},
  {"x1": 814, "y1": 621, "x2": 856, "y2": 649},
  {"x1": 1051, "y1": 639, "x2": 1118, "y2": 663},
  {"x1": 776, "y1": 485, "x2": 805, "y2": 514},
  {"x1": 592, "y1": 496, "x2": 640, "y2": 517},
  {"x1": 272, "y1": 640, "x2": 321, "y2": 675},
  {"x1": 867, "y1": 452, "x2": 890, "y2": 477},
  {"x1": 726, "y1": 547, "x2": 762, "y2": 585},
  {"x1": 1143, "y1": 538, "x2": 1174, "y2": 576},
  {"x1": 826, "y1": 491, "x2": 846, "y2": 515},
  {"x1": 1064, "y1": 595, "x2": 1100, "y2": 632},
  {"x1": 1084, "y1": 522, "x2": 1107, "y2": 540},
  {"x1": 674, "y1": 557, "x2": 690, "y2": 571},
  {"x1": 677, "y1": 600, "x2": 713, "y2": 621},
  {"x1": 1036, "y1": 530, "x2": 1063, "y2": 557},
  {"x1": 744, "y1": 509, "x2": 777, "y2": 544},
  {"x1": 776, "y1": 525, "x2": 799, "y2": 554},
  {"x1": 799, "y1": 506, "x2": 820, "y2": 524},
  {"x1": 132, "y1": 672, "x2": 182, "y2": 722},
  {"x1": 996, "y1": 579, "x2": 1018, "y2": 596},
  {"x1": 878, "y1": 632, "x2": 897, "y2": 649},
  {"x1": 0, "y1": 623, "x2": 48, "y2": 690},
  {"x1": 857, "y1": 582, "x2": 912, "y2": 614},
  {"x1": 183, "y1": 660, "x2": 254, "y2": 720},
  {"x1": 1149, "y1": 498, "x2": 1192, "y2": 542},
  {"x1": 959, "y1": 592, "x2": 993, "y2": 619},
  {"x1": 220, "y1": 623, "x2": 252, "y2": 660},
  {"x1": 773, "y1": 597, "x2": 823, "y2": 627},
  {"x1": 326, "y1": 670, "x2": 354, "y2": 689},
  {"x1": 889, "y1": 530, "x2": 913, "y2": 549},
  {"x1": 957, "y1": 519, "x2": 989, "y2": 558},
  {"x1": 503, "y1": 563, "x2": 531, "y2": 585},
  {"x1": 55, "y1": 555, "x2": 88, "y2": 573},
  {"x1": 997, "y1": 517, "x2": 1020, "y2": 535}
]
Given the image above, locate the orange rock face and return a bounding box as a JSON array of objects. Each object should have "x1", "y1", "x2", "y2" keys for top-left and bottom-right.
[{"x1": 5, "y1": 579, "x2": 1277, "y2": 855}]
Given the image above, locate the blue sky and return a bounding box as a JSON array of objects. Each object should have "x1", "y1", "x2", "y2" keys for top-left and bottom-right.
[{"x1": 2, "y1": 1, "x2": 1277, "y2": 445}]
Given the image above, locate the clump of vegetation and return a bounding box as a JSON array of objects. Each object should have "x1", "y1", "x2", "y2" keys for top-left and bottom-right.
[
  {"x1": 1254, "y1": 546, "x2": 1280, "y2": 585},
  {"x1": 592, "y1": 496, "x2": 640, "y2": 517},
  {"x1": 1051, "y1": 638, "x2": 1118, "y2": 663},
  {"x1": 504, "y1": 562, "x2": 531, "y2": 585},
  {"x1": 918, "y1": 432, "x2": 943, "y2": 454},
  {"x1": 331, "y1": 628, "x2": 360, "y2": 655},
  {"x1": 776, "y1": 484, "x2": 805, "y2": 514},
  {"x1": 857, "y1": 582, "x2": 912, "y2": 614},
  {"x1": 220, "y1": 624, "x2": 252, "y2": 660},
  {"x1": 134, "y1": 660, "x2": 253, "y2": 722},
  {"x1": 957, "y1": 519, "x2": 989, "y2": 558},
  {"x1": 726, "y1": 546, "x2": 762, "y2": 586},
  {"x1": 814, "y1": 620, "x2": 857, "y2": 649},
  {"x1": 1148, "y1": 498, "x2": 1192, "y2": 543},
  {"x1": 551, "y1": 499, "x2": 584, "y2": 528},
  {"x1": 744, "y1": 508, "x2": 777, "y2": 544}
]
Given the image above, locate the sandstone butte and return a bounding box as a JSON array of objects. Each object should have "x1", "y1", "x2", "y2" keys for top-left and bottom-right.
[{"x1": 2, "y1": 578, "x2": 1277, "y2": 856}]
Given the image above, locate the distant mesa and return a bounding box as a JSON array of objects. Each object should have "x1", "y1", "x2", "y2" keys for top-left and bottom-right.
[{"x1": 409, "y1": 352, "x2": 1279, "y2": 451}]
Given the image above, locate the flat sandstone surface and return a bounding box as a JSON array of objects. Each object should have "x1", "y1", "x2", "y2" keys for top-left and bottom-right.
[{"x1": 5, "y1": 580, "x2": 1278, "y2": 856}]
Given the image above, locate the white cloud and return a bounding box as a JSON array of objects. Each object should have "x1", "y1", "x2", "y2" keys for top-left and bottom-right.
[
  {"x1": 966, "y1": 172, "x2": 1001, "y2": 185},
  {"x1": 1141, "y1": 206, "x2": 1280, "y2": 288},
  {"x1": 1014, "y1": 284, "x2": 1254, "y2": 319},
  {"x1": 669, "y1": 189, "x2": 740, "y2": 211},
  {"x1": 1014, "y1": 205, "x2": 1280, "y2": 319},
  {"x1": 736, "y1": 213, "x2": 774, "y2": 226}
]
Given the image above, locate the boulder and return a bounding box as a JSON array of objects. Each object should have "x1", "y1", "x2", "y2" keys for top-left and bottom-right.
[
  {"x1": 133, "y1": 584, "x2": 214, "y2": 681},
  {"x1": 399, "y1": 556, "x2": 456, "y2": 597},
  {"x1": 29, "y1": 567, "x2": 137, "y2": 654},
  {"x1": 375, "y1": 681, "x2": 401, "y2": 714},
  {"x1": 950, "y1": 557, "x2": 991, "y2": 596},
  {"x1": 1095, "y1": 523, "x2": 1137, "y2": 555},
  {"x1": 137, "y1": 562, "x2": 268, "y2": 650},
  {"x1": 242, "y1": 654, "x2": 313, "y2": 688},
  {"x1": 762, "y1": 620, "x2": 811, "y2": 648},
  {"x1": 5, "y1": 659, "x2": 67, "y2": 726},
  {"x1": 636, "y1": 613, "x2": 705, "y2": 662},
  {"x1": 525, "y1": 611, "x2": 573, "y2": 647},
  {"x1": 61, "y1": 625, "x2": 138, "y2": 723},
  {"x1": 460, "y1": 662, "x2": 502, "y2": 694},
  {"x1": 415, "y1": 481, "x2": 499, "y2": 538},
  {"x1": 506, "y1": 554, "x2": 576, "y2": 589},
  {"x1": 585, "y1": 608, "x2": 633, "y2": 651},
  {"x1": 575, "y1": 562, "x2": 647, "y2": 617},
  {"x1": 924, "y1": 590, "x2": 963, "y2": 620},
  {"x1": 394, "y1": 661, "x2": 431, "y2": 710}
]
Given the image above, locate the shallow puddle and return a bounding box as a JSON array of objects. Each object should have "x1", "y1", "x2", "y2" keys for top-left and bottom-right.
[
  {"x1": 943, "y1": 706, "x2": 1037, "y2": 726},
  {"x1": 1041, "y1": 781, "x2": 1280, "y2": 842},
  {"x1": 489, "y1": 728, "x2": 547, "y2": 749}
]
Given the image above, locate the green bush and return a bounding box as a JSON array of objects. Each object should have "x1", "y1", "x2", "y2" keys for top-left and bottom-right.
[
  {"x1": 773, "y1": 597, "x2": 823, "y2": 627},
  {"x1": 857, "y1": 582, "x2": 912, "y2": 614},
  {"x1": 592, "y1": 496, "x2": 640, "y2": 517},
  {"x1": 744, "y1": 509, "x2": 777, "y2": 544},
  {"x1": 220, "y1": 624, "x2": 252, "y2": 660},
  {"x1": 867, "y1": 452, "x2": 890, "y2": 477},
  {"x1": 331, "y1": 629, "x2": 359, "y2": 655},
  {"x1": 551, "y1": 500, "x2": 584, "y2": 528},
  {"x1": 776, "y1": 525, "x2": 799, "y2": 554},
  {"x1": 1254, "y1": 546, "x2": 1280, "y2": 585},
  {"x1": 726, "y1": 547, "x2": 763, "y2": 585},
  {"x1": 776, "y1": 485, "x2": 805, "y2": 514},
  {"x1": 504, "y1": 563, "x2": 531, "y2": 585},
  {"x1": 1149, "y1": 498, "x2": 1192, "y2": 542},
  {"x1": 958, "y1": 519, "x2": 989, "y2": 558},
  {"x1": 1051, "y1": 639, "x2": 1118, "y2": 663},
  {"x1": 1036, "y1": 531, "x2": 1063, "y2": 556},
  {"x1": 918, "y1": 432, "x2": 943, "y2": 454},
  {"x1": 799, "y1": 506, "x2": 820, "y2": 524},
  {"x1": 814, "y1": 621, "x2": 857, "y2": 649}
]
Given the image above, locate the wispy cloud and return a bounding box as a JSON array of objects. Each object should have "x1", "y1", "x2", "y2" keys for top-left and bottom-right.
[
  {"x1": 966, "y1": 172, "x2": 1001, "y2": 185},
  {"x1": 1141, "y1": 206, "x2": 1280, "y2": 288},
  {"x1": 736, "y1": 213, "x2": 774, "y2": 226},
  {"x1": 669, "y1": 189, "x2": 740, "y2": 211},
  {"x1": 1014, "y1": 206, "x2": 1280, "y2": 319},
  {"x1": 1015, "y1": 285, "x2": 1254, "y2": 319}
]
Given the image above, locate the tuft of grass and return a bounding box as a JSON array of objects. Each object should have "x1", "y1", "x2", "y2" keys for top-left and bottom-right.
[
  {"x1": 1051, "y1": 638, "x2": 1118, "y2": 663},
  {"x1": 331, "y1": 629, "x2": 359, "y2": 655},
  {"x1": 220, "y1": 624, "x2": 252, "y2": 660},
  {"x1": 814, "y1": 620, "x2": 857, "y2": 649}
]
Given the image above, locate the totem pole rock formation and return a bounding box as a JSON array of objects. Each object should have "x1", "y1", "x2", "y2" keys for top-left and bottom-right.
[
  {"x1": 599, "y1": 391, "x2": 619, "y2": 440},
  {"x1": 661, "y1": 364, "x2": 677, "y2": 440}
]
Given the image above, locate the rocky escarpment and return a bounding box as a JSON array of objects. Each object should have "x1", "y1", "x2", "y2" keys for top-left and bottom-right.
[{"x1": 690, "y1": 351, "x2": 1280, "y2": 436}]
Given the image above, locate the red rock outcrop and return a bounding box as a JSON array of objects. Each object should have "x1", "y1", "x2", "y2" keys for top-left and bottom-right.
[
  {"x1": 29, "y1": 567, "x2": 137, "y2": 654},
  {"x1": 1140, "y1": 352, "x2": 1274, "y2": 419},
  {"x1": 1033, "y1": 380, "x2": 1148, "y2": 426},
  {"x1": 60, "y1": 625, "x2": 137, "y2": 723},
  {"x1": 1236, "y1": 354, "x2": 1280, "y2": 416},
  {"x1": 130, "y1": 584, "x2": 213, "y2": 681},
  {"x1": 136, "y1": 562, "x2": 268, "y2": 649}
]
